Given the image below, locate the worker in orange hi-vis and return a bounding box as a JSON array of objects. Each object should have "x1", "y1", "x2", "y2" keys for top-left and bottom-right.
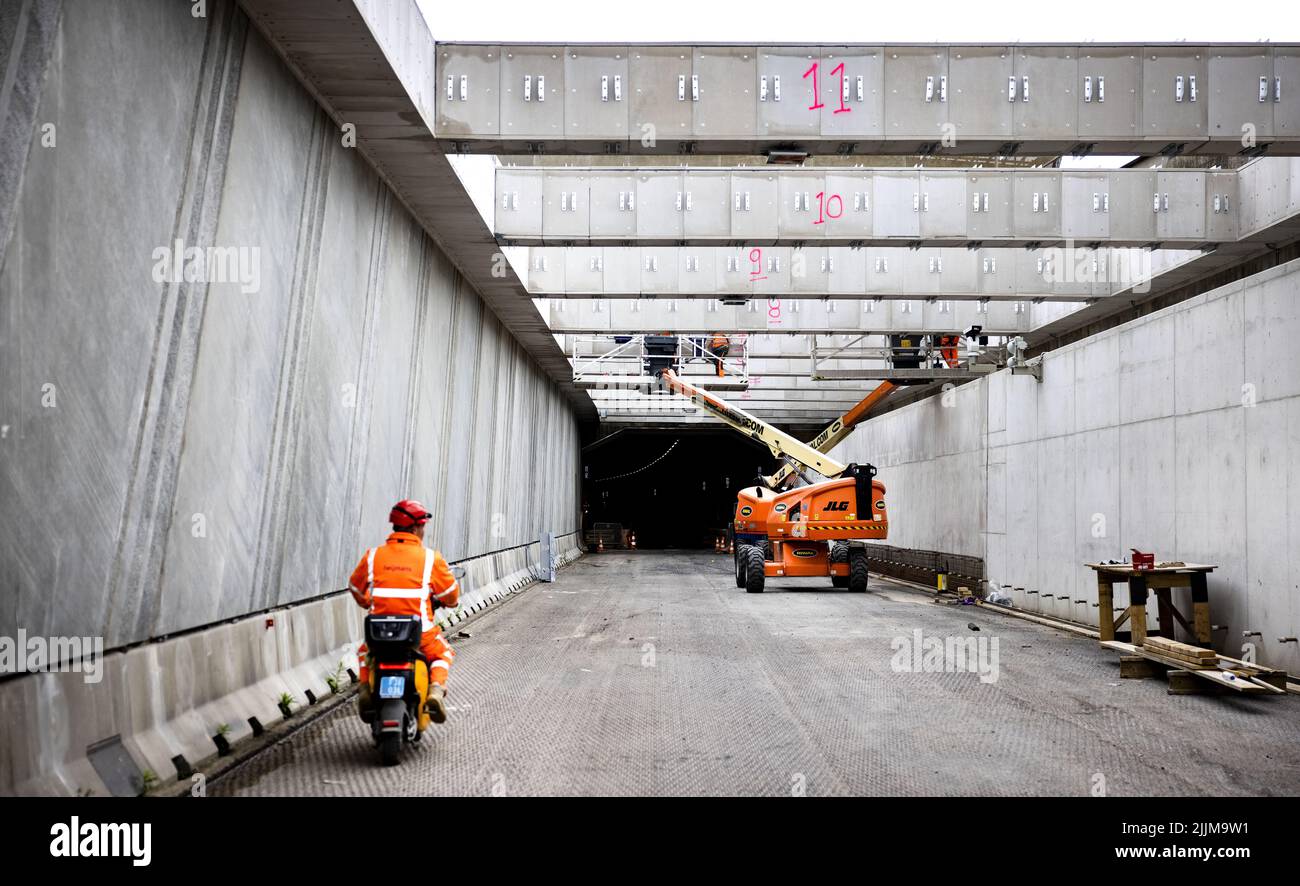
[
  {"x1": 708, "y1": 332, "x2": 730, "y2": 376},
  {"x1": 349, "y1": 499, "x2": 460, "y2": 723}
]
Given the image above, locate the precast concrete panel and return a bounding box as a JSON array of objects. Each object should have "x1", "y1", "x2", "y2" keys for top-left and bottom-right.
[
  {"x1": 1209, "y1": 46, "x2": 1273, "y2": 141},
  {"x1": 730, "y1": 169, "x2": 779, "y2": 241},
  {"x1": 905, "y1": 246, "x2": 944, "y2": 296},
  {"x1": 564, "y1": 247, "x2": 604, "y2": 293},
  {"x1": 1062, "y1": 171, "x2": 1111, "y2": 241},
  {"x1": 1204, "y1": 170, "x2": 1239, "y2": 241},
  {"x1": 636, "y1": 170, "x2": 685, "y2": 239},
  {"x1": 603, "y1": 245, "x2": 640, "y2": 292},
  {"x1": 883, "y1": 46, "x2": 949, "y2": 142},
  {"x1": 1077, "y1": 47, "x2": 1142, "y2": 143},
  {"x1": 1013, "y1": 47, "x2": 1079, "y2": 149},
  {"x1": 693, "y1": 47, "x2": 758, "y2": 143},
  {"x1": 1142, "y1": 46, "x2": 1209, "y2": 146},
  {"x1": 542, "y1": 169, "x2": 589, "y2": 239},
  {"x1": 526, "y1": 242, "x2": 564, "y2": 290},
  {"x1": 437, "y1": 44, "x2": 501, "y2": 137},
  {"x1": 587, "y1": 170, "x2": 636, "y2": 240},
  {"x1": 947, "y1": 46, "x2": 1014, "y2": 144},
  {"x1": 683, "y1": 169, "x2": 731, "y2": 238},
  {"x1": 792, "y1": 246, "x2": 830, "y2": 294},
  {"x1": 967, "y1": 171, "x2": 1013, "y2": 239},
  {"x1": 500, "y1": 45, "x2": 565, "y2": 140},
  {"x1": 1156, "y1": 170, "x2": 1206, "y2": 240},
  {"x1": 940, "y1": 246, "x2": 977, "y2": 294},
  {"x1": 824, "y1": 171, "x2": 873, "y2": 238},
  {"x1": 753, "y1": 246, "x2": 793, "y2": 295},
  {"x1": 976, "y1": 248, "x2": 1014, "y2": 296},
  {"x1": 819, "y1": 47, "x2": 885, "y2": 140},
  {"x1": 1013, "y1": 170, "x2": 1062, "y2": 239},
  {"x1": 1276, "y1": 48, "x2": 1300, "y2": 141},
  {"x1": 828, "y1": 247, "x2": 869, "y2": 294},
  {"x1": 628, "y1": 46, "x2": 693, "y2": 146},
  {"x1": 1106, "y1": 168, "x2": 1156, "y2": 242},
  {"x1": 679, "y1": 247, "x2": 715, "y2": 294},
  {"x1": 873, "y1": 170, "x2": 921, "y2": 238},
  {"x1": 494, "y1": 167, "x2": 543, "y2": 239},
  {"x1": 640, "y1": 246, "x2": 680, "y2": 293},
  {"x1": 919, "y1": 172, "x2": 967, "y2": 238},
  {"x1": 564, "y1": 46, "x2": 630, "y2": 140},
  {"x1": 717, "y1": 246, "x2": 753, "y2": 295},
  {"x1": 778, "y1": 169, "x2": 828, "y2": 239},
  {"x1": 865, "y1": 246, "x2": 904, "y2": 293},
  {"x1": 757, "y1": 47, "x2": 823, "y2": 139}
]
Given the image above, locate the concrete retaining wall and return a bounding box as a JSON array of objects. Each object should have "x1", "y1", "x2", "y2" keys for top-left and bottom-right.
[
  {"x1": 840, "y1": 258, "x2": 1300, "y2": 674},
  {"x1": 0, "y1": 1, "x2": 584, "y2": 793}
]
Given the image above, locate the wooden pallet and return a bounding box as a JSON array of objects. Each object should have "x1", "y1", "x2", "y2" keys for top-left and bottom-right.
[{"x1": 1102, "y1": 640, "x2": 1287, "y2": 695}]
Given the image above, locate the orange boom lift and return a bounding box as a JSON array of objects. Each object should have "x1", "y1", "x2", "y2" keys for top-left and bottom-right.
[{"x1": 658, "y1": 370, "x2": 894, "y2": 593}]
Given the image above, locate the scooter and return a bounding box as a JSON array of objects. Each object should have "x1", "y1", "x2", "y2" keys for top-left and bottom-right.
[{"x1": 360, "y1": 614, "x2": 432, "y2": 766}]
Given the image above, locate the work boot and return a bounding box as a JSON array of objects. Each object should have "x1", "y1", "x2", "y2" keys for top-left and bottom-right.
[
  {"x1": 425, "y1": 685, "x2": 448, "y2": 724},
  {"x1": 357, "y1": 683, "x2": 375, "y2": 723}
]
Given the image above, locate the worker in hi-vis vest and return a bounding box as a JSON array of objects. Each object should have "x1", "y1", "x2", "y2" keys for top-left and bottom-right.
[{"x1": 349, "y1": 499, "x2": 460, "y2": 722}]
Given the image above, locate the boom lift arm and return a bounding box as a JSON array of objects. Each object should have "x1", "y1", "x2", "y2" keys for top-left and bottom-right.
[
  {"x1": 658, "y1": 370, "x2": 848, "y2": 479},
  {"x1": 763, "y1": 381, "x2": 896, "y2": 489}
]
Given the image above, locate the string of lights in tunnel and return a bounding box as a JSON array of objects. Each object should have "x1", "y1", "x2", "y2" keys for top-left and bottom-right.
[{"x1": 592, "y1": 439, "x2": 680, "y2": 483}]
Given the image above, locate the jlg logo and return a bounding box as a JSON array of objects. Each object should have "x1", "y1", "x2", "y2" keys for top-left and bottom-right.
[{"x1": 824, "y1": 501, "x2": 850, "y2": 511}]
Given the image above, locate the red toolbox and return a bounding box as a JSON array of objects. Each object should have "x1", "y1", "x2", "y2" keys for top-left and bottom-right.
[{"x1": 1130, "y1": 548, "x2": 1155, "y2": 571}]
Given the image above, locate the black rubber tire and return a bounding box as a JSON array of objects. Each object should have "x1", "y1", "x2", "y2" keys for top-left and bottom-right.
[
  {"x1": 831, "y1": 574, "x2": 849, "y2": 588},
  {"x1": 848, "y1": 549, "x2": 869, "y2": 593},
  {"x1": 734, "y1": 544, "x2": 749, "y2": 587},
  {"x1": 380, "y1": 732, "x2": 401, "y2": 766},
  {"x1": 830, "y1": 541, "x2": 849, "y2": 563},
  {"x1": 744, "y1": 545, "x2": 766, "y2": 593}
]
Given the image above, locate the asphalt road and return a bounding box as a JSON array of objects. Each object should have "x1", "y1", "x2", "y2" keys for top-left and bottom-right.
[{"x1": 212, "y1": 551, "x2": 1300, "y2": 797}]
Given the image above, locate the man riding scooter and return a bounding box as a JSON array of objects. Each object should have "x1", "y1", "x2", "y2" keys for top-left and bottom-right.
[{"x1": 349, "y1": 499, "x2": 460, "y2": 723}]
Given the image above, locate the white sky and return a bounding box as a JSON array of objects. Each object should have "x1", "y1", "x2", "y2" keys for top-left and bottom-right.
[{"x1": 415, "y1": 0, "x2": 1297, "y2": 43}]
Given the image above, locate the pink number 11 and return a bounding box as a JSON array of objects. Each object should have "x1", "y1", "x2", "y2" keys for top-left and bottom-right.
[{"x1": 803, "y1": 62, "x2": 851, "y2": 114}]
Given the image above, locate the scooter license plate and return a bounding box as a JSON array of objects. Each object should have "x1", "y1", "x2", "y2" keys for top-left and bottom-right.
[{"x1": 379, "y1": 675, "x2": 406, "y2": 699}]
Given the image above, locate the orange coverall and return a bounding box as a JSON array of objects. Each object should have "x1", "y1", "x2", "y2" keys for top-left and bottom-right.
[{"x1": 349, "y1": 532, "x2": 460, "y2": 688}]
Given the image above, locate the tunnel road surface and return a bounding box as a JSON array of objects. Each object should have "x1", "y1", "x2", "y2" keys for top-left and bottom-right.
[{"x1": 213, "y1": 552, "x2": 1300, "y2": 797}]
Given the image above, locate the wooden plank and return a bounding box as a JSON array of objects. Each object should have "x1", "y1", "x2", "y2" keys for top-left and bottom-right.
[
  {"x1": 1100, "y1": 641, "x2": 1272, "y2": 694},
  {"x1": 1144, "y1": 636, "x2": 1218, "y2": 661}
]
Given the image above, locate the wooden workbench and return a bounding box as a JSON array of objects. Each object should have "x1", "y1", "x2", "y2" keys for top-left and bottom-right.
[{"x1": 1085, "y1": 563, "x2": 1216, "y2": 646}]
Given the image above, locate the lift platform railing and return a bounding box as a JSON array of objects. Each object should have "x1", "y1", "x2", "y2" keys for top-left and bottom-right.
[
  {"x1": 810, "y1": 334, "x2": 1004, "y2": 382},
  {"x1": 571, "y1": 334, "x2": 750, "y2": 390}
]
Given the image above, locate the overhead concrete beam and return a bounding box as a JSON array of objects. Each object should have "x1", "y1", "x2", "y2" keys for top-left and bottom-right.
[
  {"x1": 435, "y1": 43, "x2": 1300, "y2": 156},
  {"x1": 525, "y1": 243, "x2": 1191, "y2": 302},
  {"x1": 496, "y1": 166, "x2": 1249, "y2": 248}
]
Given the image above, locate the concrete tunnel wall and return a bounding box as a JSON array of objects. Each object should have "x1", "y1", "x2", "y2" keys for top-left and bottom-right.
[
  {"x1": 838, "y1": 258, "x2": 1300, "y2": 675},
  {"x1": 0, "y1": 0, "x2": 581, "y2": 793}
]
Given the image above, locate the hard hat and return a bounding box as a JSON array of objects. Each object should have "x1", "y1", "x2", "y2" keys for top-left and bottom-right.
[{"x1": 389, "y1": 499, "x2": 432, "y2": 528}]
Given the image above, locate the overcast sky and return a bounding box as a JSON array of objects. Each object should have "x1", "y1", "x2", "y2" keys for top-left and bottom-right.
[{"x1": 414, "y1": 0, "x2": 1297, "y2": 43}]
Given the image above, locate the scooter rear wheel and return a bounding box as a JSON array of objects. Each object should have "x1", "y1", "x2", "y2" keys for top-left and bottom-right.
[{"x1": 380, "y1": 732, "x2": 401, "y2": 766}]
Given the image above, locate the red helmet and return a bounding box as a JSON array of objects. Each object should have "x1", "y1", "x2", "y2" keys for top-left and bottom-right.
[{"x1": 389, "y1": 499, "x2": 432, "y2": 529}]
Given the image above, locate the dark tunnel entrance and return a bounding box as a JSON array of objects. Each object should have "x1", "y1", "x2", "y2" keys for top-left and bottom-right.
[{"x1": 581, "y1": 430, "x2": 782, "y2": 549}]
